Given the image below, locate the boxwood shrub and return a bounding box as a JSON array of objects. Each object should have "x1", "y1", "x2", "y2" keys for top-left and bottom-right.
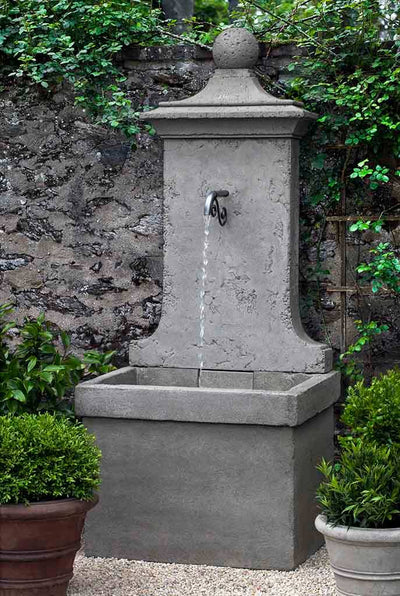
[
  {"x1": 0, "y1": 414, "x2": 101, "y2": 505},
  {"x1": 317, "y1": 368, "x2": 400, "y2": 528},
  {"x1": 342, "y1": 368, "x2": 400, "y2": 444}
]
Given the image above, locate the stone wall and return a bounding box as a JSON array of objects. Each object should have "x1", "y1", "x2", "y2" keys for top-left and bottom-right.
[{"x1": 0, "y1": 44, "x2": 398, "y2": 369}]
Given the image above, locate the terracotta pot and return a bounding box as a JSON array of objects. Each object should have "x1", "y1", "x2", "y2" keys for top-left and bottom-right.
[
  {"x1": 315, "y1": 514, "x2": 400, "y2": 596},
  {"x1": 0, "y1": 496, "x2": 98, "y2": 596}
]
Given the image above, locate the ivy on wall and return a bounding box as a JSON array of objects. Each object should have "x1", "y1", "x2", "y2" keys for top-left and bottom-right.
[{"x1": 0, "y1": 0, "x2": 165, "y2": 136}]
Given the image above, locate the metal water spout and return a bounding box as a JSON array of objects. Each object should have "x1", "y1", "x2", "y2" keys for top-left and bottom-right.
[{"x1": 204, "y1": 190, "x2": 229, "y2": 226}]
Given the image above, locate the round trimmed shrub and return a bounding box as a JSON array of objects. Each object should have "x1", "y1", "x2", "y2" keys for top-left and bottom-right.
[
  {"x1": 0, "y1": 414, "x2": 101, "y2": 505},
  {"x1": 342, "y1": 368, "x2": 400, "y2": 444}
]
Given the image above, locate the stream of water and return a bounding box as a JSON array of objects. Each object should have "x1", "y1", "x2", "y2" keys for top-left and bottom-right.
[{"x1": 198, "y1": 215, "x2": 211, "y2": 370}]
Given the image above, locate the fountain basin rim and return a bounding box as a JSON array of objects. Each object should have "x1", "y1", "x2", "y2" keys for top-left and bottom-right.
[{"x1": 76, "y1": 367, "x2": 340, "y2": 428}]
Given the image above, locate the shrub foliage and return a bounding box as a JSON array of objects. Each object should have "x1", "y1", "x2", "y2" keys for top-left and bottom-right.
[
  {"x1": 317, "y1": 439, "x2": 400, "y2": 529},
  {"x1": 0, "y1": 303, "x2": 114, "y2": 416},
  {"x1": 0, "y1": 413, "x2": 101, "y2": 504},
  {"x1": 0, "y1": 0, "x2": 163, "y2": 137},
  {"x1": 317, "y1": 368, "x2": 400, "y2": 528},
  {"x1": 342, "y1": 368, "x2": 400, "y2": 444}
]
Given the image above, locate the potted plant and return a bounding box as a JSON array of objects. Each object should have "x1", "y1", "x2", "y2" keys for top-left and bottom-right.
[
  {"x1": 0, "y1": 413, "x2": 101, "y2": 595},
  {"x1": 315, "y1": 368, "x2": 400, "y2": 596}
]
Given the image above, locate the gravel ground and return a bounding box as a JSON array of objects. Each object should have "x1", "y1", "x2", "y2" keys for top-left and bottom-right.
[{"x1": 68, "y1": 547, "x2": 336, "y2": 596}]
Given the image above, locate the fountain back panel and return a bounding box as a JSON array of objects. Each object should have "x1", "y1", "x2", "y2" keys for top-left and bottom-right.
[{"x1": 76, "y1": 28, "x2": 340, "y2": 570}]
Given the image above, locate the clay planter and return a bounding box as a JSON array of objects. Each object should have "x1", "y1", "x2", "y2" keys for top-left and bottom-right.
[
  {"x1": 315, "y1": 514, "x2": 400, "y2": 596},
  {"x1": 0, "y1": 496, "x2": 98, "y2": 596}
]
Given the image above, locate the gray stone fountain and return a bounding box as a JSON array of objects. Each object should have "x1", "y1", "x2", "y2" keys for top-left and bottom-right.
[{"x1": 76, "y1": 28, "x2": 340, "y2": 570}]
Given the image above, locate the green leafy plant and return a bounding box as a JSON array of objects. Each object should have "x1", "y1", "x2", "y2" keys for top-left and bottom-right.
[
  {"x1": 350, "y1": 160, "x2": 390, "y2": 190},
  {"x1": 281, "y1": 0, "x2": 400, "y2": 296},
  {"x1": 0, "y1": 0, "x2": 164, "y2": 138},
  {"x1": 0, "y1": 303, "x2": 115, "y2": 416},
  {"x1": 193, "y1": 0, "x2": 229, "y2": 29},
  {"x1": 349, "y1": 219, "x2": 384, "y2": 233},
  {"x1": 0, "y1": 413, "x2": 101, "y2": 504},
  {"x1": 342, "y1": 368, "x2": 400, "y2": 444},
  {"x1": 356, "y1": 242, "x2": 400, "y2": 293},
  {"x1": 337, "y1": 320, "x2": 389, "y2": 380},
  {"x1": 317, "y1": 368, "x2": 400, "y2": 528},
  {"x1": 317, "y1": 439, "x2": 400, "y2": 528}
]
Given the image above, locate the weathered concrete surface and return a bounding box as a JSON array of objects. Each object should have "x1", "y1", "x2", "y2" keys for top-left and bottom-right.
[
  {"x1": 81, "y1": 406, "x2": 334, "y2": 569},
  {"x1": 213, "y1": 28, "x2": 259, "y2": 69},
  {"x1": 77, "y1": 364, "x2": 339, "y2": 569},
  {"x1": 316, "y1": 515, "x2": 400, "y2": 596},
  {"x1": 199, "y1": 369, "x2": 253, "y2": 389},
  {"x1": 130, "y1": 136, "x2": 333, "y2": 372},
  {"x1": 76, "y1": 367, "x2": 340, "y2": 427},
  {"x1": 130, "y1": 56, "x2": 331, "y2": 372}
]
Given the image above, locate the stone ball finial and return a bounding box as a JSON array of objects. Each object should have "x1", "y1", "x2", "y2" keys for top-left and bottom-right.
[{"x1": 213, "y1": 28, "x2": 259, "y2": 69}]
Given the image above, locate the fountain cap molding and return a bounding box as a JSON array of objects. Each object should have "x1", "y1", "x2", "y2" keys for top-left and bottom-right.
[{"x1": 140, "y1": 28, "x2": 317, "y2": 138}]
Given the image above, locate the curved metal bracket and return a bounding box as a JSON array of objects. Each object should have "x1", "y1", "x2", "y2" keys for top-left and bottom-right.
[{"x1": 204, "y1": 190, "x2": 229, "y2": 226}]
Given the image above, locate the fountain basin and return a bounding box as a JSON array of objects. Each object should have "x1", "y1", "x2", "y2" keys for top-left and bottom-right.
[{"x1": 76, "y1": 367, "x2": 339, "y2": 569}]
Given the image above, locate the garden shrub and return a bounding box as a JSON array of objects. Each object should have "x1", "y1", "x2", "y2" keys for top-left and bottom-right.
[
  {"x1": 0, "y1": 303, "x2": 115, "y2": 416},
  {"x1": 317, "y1": 438, "x2": 400, "y2": 528},
  {"x1": 338, "y1": 320, "x2": 389, "y2": 381},
  {"x1": 342, "y1": 368, "x2": 400, "y2": 444},
  {"x1": 317, "y1": 368, "x2": 400, "y2": 528},
  {"x1": 0, "y1": 413, "x2": 101, "y2": 504}
]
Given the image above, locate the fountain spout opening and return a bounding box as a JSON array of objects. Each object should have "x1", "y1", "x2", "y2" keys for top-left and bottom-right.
[{"x1": 204, "y1": 190, "x2": 229, "y2": 226}]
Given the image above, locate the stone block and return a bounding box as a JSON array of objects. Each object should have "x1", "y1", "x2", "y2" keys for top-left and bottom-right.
[
  {"x1": 82, "y1": 406, "x2": 333, "y2": 569},
  {"x1": 136, "y1": 366, "x2": 198, "y2": 387},
  {"x1": 94, "y1": 366, "x2": 138, "y2": 385},
  {"x1": 199, "y1": 369, "x2": 253, "y2": 389},
  {"x1": 76, "y1": 369, "x2": 340, "y2": 427},
  {"x1": 253, "y1": 371, "x2": 309, "y2": 391},
  {"x1": 76, "y1": 367, "x2": 339, "y2": 569}
]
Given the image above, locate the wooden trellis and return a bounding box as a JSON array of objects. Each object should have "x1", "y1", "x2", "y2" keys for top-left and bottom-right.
[{"x1": 323, "y1": 214, "x2": 400, "y2": 352}]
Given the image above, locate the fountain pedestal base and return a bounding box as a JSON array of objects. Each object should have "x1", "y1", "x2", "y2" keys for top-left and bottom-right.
[{"x1": 76, "y1": 367, "x2": 339, "y2": 570}]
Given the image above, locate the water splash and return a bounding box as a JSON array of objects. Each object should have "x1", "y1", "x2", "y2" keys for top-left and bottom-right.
[{"x1": 199, "y1": 215, "x2": 211, "y2": 370}]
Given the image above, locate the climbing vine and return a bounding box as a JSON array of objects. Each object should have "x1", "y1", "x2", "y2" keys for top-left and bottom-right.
[{"x1": 0, "y1": 0, "x2": 165, "y2": 137}]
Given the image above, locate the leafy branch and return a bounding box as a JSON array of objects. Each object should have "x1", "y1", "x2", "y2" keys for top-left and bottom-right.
[{"x1": 0, "y1": 303, "x2": 115, "y2": 416}]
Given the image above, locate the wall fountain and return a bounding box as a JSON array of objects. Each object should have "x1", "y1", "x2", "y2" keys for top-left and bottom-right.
[{"x1": 76, "y1": 28, "x2": 340, "y2": 570}]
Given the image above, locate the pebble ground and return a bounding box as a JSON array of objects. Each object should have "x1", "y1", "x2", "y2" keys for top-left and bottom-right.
[{"x1": 68, "y1": 547, "x2": 336, "y2": 595}]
